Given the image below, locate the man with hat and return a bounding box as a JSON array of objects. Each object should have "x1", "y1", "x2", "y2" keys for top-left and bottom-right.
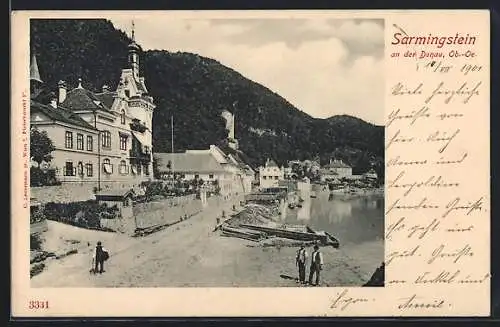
[
  {"x1": 94, "y1": 241, "x2": 106, "y2": 274},
  {"x1": 295, "y1": 245, "x2": 308, "y2": 284},
  {"x1": 308, "y1": 244, "x2": 324, "y2": 286}
]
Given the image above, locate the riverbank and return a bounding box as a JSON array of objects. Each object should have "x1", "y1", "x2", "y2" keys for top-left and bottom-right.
[{"x1": 31, "y1": 191, "x2": 383, "y2": 287}]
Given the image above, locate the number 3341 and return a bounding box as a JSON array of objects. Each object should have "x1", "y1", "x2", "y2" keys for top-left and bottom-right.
[{"x1": 28, "y1": 300, "x2": 49, "y2": 309}]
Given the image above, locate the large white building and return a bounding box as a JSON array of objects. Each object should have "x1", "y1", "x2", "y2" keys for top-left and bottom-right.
[
  {"x1": 30, "y1": 33, "x2": 155, "y2": 192},
  {"x1": 320, "y1": 159, "x2": 352, "y2": 182},
  {"x1": 259, "y1": 158, "x2": 285, "y2": 189}
]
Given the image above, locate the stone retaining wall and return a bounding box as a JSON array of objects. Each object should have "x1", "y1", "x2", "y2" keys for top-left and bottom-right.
[{"x1": 133, "y1": 194, "x2": 203, "y2": 229}]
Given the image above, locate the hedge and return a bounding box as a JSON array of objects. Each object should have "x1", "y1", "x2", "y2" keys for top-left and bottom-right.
[
  {"x1": 43, "y1": 200, "x2": 118, "y2": 231},
  {"x1": 30, "y1": 167, "x2": 61, "y2": 187}
]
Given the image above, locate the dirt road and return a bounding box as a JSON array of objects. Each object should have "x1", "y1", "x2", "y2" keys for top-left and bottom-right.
[{"x1": 31, "y1": 195, "x2": 382, "y2": 288}]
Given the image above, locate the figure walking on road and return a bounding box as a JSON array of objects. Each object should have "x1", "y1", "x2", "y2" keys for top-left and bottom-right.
[
  {"x1": 296, "y1": 245, "x2": 308, "y2": 284},
  {"x1": 94, "y1": 241, "x2": 108, "y2": 274},
  {"x1": 308, "y1": 245, "x2": 323, "y2": 286}
]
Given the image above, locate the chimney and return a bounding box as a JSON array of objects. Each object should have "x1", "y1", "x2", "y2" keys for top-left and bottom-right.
[
  {"x1": 49, "y1": 92, "x2": 57, "y2": 108},
  {"x1": 58, "y1": 80, "x2": 67, "y2": 104},
  {"x1": 102, "y1": 84, "x2": 110, "y2": 92}
]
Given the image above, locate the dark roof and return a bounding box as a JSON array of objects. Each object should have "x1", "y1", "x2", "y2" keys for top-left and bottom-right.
[
  {"x1": 215, "y1": 143, "x2": 255, "y2": 172},
  {"x1": 154, "y1": 152, "x2": 226, "y2": 174},
  {"x1": 94, "y1": 91, "x2": 117, "y2": 109},
  {"x1": 95, "y1": 189, "x2": 135, "y2": 199},
  {"x1": 62, "y1": 87, "x2": 112, "y2": 112},
  {"x1": 31, "y1": 100, "x2": 96, "y2": 130},
  {"x1": 265, "y1": 159, "x2": 279, "y2": 168}
]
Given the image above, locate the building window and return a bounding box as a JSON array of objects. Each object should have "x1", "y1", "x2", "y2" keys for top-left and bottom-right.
[
  {"x1": 121, "y1": 110, "x2": 126, "y2": 125},
  {"x1": 144, "y1": 145, "x2": 150, "y2": 154},
  {"x1": 101, "y1": 131, "x2": 111, "y2": 149},
  {"x1": 65, "y1": 131, "x2": 73, "y2": 149},
  {"x1": 136, "y1": 164, "x2": 142, "y2": 175},
  {"x1": 102, "y1": 158, "x2": 113, "y2": 174},
  {"x1": 209, "y1": 174, "x2": 214, "y2": 179},
  {"x1": 195, "y1": 174, "x2": 199, "y2": 179},
  {"x1": 274, "y1": 176, "x2": 279, "y2": 180},
  {"x1": 263, "y1": 176, "x2": 267, "y2": 180},
  {"x1": 120, "y1": 135, "x2": 128, "y2": 151},
  {"x1": 86, "y1": 135, "x2": 93, "y2": 151},
  {"x1": 85, "y1": 163, "x2": 93, "y2": 177},
  {"x1": 64, "y1": 161, "x2": 75, "y2": 176},
  {"x1": 76, "y1": 133, "x2": 84, "y2": 150},
  {"x1": 77, "y1": 161, "x2": 84, "y2": 176},
  {"x1": 119, "y1": 160, "x2": 128, "y2": 175}
]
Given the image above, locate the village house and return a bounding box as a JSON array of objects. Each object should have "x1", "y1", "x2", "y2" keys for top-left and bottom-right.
[
  {"x1": 319, "y1": 159, "x2": 352, "y2": 182},
  {"x1": 30, "y1": 31, "x2": 155, "y2": 194},
  {"x1": 363, "y1": 168, "x2": 378, "y2": 180},
  {"x1": 259, "y1": 158, "x2": 285, "y2": 189}
]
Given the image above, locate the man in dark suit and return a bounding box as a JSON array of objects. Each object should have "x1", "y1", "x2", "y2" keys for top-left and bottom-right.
[{"x1": 94, "y1": 241, "x2": 106, "y2": 274}]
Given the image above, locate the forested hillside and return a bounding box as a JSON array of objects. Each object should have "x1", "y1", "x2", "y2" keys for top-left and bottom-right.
[{"x1": 30, "y1": 19, "x2": 384, "y2": 177}]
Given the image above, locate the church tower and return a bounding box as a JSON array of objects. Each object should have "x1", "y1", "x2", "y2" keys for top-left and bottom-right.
[{"x1": 127, "y1": 21, "x2": 141, "y2": 81}]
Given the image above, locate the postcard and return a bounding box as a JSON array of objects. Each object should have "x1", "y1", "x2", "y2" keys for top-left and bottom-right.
[{"x1": 11, "y1": 10, "x2": 490, "y2": 317}]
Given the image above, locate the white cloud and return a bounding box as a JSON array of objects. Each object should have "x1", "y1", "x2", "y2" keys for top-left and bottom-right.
[{"x1": 110, "y1": 17, "x2": 384, "y2": 125}]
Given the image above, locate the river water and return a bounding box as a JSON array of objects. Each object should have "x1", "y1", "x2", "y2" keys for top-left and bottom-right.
[{"x1": 282, "y1": 188, "x2": 385, "y2": 247}]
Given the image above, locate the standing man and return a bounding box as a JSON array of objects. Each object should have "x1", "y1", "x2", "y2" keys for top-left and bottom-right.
[
  {"x1": 308, "y1": 244, "x2": 323, "y2": 286},
  {"x1": 296, "y1": 245, "x2": 308, "y2": 284},
  {"x1": 94, "y1": 241, "x2": 106, "y2": 274}
]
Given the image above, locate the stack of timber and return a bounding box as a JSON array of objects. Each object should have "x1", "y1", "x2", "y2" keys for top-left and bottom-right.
[
  {"x1": 239, "y1": 223, "x2": 340, "y2": 248},
  {"x1": 220, "y1": 224, "x2": 267, "y2": 241}
]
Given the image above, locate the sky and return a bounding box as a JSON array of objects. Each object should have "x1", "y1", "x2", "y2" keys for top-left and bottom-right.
[{"x1": 110, "y1": 17, "x2": 385, "y2": 125}]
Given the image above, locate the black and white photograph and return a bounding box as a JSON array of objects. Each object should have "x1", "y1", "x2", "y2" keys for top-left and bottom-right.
[{"x1": 28, "y1": 16, "x2": 385, "y2": 288}]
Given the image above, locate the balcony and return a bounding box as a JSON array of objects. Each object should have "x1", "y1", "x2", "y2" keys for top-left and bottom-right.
[{"x1": 130, "y1": 119, "x2": 147, "y2": 133}]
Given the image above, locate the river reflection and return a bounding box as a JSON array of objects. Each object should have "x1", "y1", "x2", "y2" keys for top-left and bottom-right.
[{"x1": 285, "y1": 190, "x2": 384, "y2": 246}]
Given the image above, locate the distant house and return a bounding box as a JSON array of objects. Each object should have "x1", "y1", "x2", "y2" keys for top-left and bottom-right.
[
  {"x1": 259, "y1": 158, "x2": 284, "y2": 188},
  {"x1": 283, "y1": 167, "x2": 293, "y2": 179},
  {"x1": 320, "y1": 159, "x2": 352, "y2": 182},
  {"x1": 364, "y1": 168, "x2": 378, "y2": 180}
]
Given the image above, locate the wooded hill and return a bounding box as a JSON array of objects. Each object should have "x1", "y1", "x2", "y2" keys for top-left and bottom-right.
[{"x1": 30, "y1": 19, "x2": 384, "y2": 177}]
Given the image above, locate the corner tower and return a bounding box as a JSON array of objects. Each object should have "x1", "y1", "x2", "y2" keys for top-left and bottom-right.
[{"x1": 127, "y1": 21, "x2": 141, "y2": 81}]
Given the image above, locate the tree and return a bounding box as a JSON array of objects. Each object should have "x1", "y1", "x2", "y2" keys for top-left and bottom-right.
[{"x1": 30, "y1": 128, "x2": 55, "y2": 167}]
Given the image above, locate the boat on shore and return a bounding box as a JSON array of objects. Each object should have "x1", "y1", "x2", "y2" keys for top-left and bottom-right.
[{"x1": 239, "y1": 223, "x2": 339, "y2": 248}]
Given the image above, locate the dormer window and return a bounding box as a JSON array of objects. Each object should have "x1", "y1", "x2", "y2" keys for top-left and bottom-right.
[{"x1": 120, "y1": 110, "x2": 126, "y2": 124}]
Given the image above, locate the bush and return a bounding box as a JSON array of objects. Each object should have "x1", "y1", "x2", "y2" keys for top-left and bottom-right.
[
  {"x1": 30, "y1": 234, "x2": 43, "y2": 251},
  {"x1": 43, "y1": 200, "x2": 118, "y2": 230},
  {"x1": 30, "y1": 167, "x2": 60, "y2": 186},
  {"x1": 30, "y1": 206, "x2": 46, "y2": 224}
]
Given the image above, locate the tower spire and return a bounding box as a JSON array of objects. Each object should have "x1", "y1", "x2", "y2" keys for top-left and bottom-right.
[
  {"x1": 131, "y1": 20, "x2": 135, "y2": 41},
  {"x1": 30, "y1": 52, "x2": 43, "y2": 84}
]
